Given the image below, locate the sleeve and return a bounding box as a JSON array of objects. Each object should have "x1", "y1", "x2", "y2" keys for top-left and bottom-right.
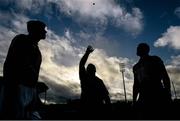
[
  {"x1": 79, "y1": 52, "x2": 90, "y2": 85},
  {"x1": 159, "y1": 58, "x2": 171, "y2": 91}
]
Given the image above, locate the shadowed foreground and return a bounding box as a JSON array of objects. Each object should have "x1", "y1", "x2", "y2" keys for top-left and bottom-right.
[{"x1": 38, "y1": 99, "x2": 180, "y2": 120}]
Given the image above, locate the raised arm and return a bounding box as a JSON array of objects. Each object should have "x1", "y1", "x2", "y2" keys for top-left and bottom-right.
[{"x1": 79, "y1": 45, "x2": 94, "y2": 79}]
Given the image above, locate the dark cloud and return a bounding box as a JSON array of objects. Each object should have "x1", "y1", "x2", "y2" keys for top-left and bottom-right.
[{"x1": 175, "y1": 7, "x2": 180, "y2": 18}]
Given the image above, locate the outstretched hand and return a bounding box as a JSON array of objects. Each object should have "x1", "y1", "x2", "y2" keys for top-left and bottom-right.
[{"x1": 86, "y1": 45, "x2": 94, "y2": 54}]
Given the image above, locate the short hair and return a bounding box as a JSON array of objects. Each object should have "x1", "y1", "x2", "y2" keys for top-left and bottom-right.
[
  {"x1": 27, "y1": 20, "x2": 46, "y2": 33},
  {"x1": 137, "y1": 43, "x2": 150, "y2": 55}
]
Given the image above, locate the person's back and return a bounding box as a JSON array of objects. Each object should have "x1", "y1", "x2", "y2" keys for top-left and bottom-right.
[{"x1": 82, "y1": 75, "x2": 109, "y2": 105}]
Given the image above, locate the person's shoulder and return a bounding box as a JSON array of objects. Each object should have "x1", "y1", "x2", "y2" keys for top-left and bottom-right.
[
  {"x1": 96, "y1": 76, "x2": 102, "y2": 81},
  {"x1": 150, "y1": 55, "x2": 163, "y2": 63},
  {"x1": 95, "y1": 76, "x2": 104, "y2": 84},
  {"x1": 151, "y1": 55, "x2": 162, "y2": 61},
  {"x1": 13, "y1": 34, "x2": 28, "y2": 42},
  {"x1": 95, "y1": 76, "x2": 108, "y2": 89},
  {"x1": 14, "y1": 34, "x2": 27, "y2": 39},
  {"x1": 133, "y1": 62, "x2": 140, "y2": 71},
  {"x1": 11, "y1": 34, "x2": 30, "y2": 48}
]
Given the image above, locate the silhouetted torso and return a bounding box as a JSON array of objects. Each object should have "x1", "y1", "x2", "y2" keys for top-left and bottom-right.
[
  {"x1": 3, "y1": 34, "x2": 42, "y2": 87},
  {"x1": 133, "y1": 55, "x2": 170, "y2": 105},
  {"x1": 79, "y1": 68, "x2": 109, "y2": 105}
]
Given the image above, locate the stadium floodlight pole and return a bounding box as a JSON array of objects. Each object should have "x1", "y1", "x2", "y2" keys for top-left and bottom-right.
[{"x1": 119, "y1": 63, "x2": 127, "y2": 102}]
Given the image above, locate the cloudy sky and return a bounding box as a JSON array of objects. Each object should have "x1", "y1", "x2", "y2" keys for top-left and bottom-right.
[{"x1": 0, "y1": 0, "x2": 180, "y2": 104}]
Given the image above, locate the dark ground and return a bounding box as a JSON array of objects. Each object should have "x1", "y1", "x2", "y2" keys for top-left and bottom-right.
[{"x1": 38, "y1": 99, "x2": 180, "y2": 120}]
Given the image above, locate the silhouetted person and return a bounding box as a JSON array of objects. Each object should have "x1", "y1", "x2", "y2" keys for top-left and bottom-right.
[
  {"x1": 79, "y1": 45, "x2": 111, "y2": 115},
  {"x1": 133, "y1": 43, "x2": 172, "y2": 119},
  {"x1": 2, "y1": 20, "x2": 46, "y2": 119}
]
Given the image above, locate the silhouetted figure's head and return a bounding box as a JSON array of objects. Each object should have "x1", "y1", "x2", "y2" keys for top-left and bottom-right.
[
  {"x1": 27, "y1": 20, "x2": 47, "y2": 42},
  {"x1": 137, "y1": 43, "x2": 150, "y2": 57},
  {"x1": 87, "y1": 63, "x2": 96, "y2": 76}
]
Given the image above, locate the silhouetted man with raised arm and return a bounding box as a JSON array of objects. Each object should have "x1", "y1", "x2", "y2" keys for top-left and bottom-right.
[
  {"x1": 133, "y1": 43, "x2": 172, "y2": 119},
  {"x1": 79, "y1": 45, "x2": 111, "y2": 115},
  {"x1": 2, "y1": 20, "x2": 46, "y2": 119}
]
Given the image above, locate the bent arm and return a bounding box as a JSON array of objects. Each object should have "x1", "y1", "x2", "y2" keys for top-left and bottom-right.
[
  {"x1": 133, "y1": 85, "x2": 139, "y2": 103},
  {"x1": 162, "y1": 67, "x2": 170, "y2": 91},
  {"x1": 79, "y1": 46, "x2": 94, "y2": 80},
  {"x1": 101, "y1": 79, "x2": 111, "y2": 105},
  {"x1": 79, "y1": 50, "x2": 91, "y2": 79},
  {"x1": 79, "y1": 51, "x2": 90, "y2": 71},
  {"x1": 161, "y1": 63, "x2": 171, "y2": 97},
  {"x1": 133, "y1": 71, "x2": 139, "y2": 104}
]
